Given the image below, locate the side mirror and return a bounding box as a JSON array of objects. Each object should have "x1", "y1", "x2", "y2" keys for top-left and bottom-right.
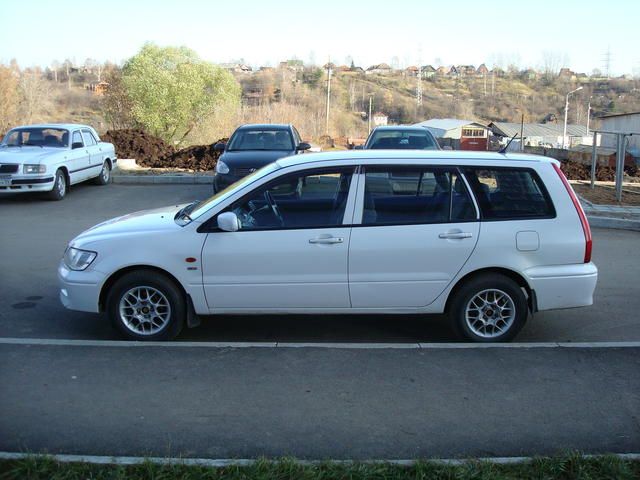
[
  {"x1": 296, "y1": 142, "x2": 311, "y2": 151},
  {"x1": 217, "y1": 211, "x2": 240, "y2": 232},
  {"x1": 213, "y1": 142, "x2": 226, "y2": 152},
  {"x1": 72, "y1": 142, "x2": 84, "y2": 149}
]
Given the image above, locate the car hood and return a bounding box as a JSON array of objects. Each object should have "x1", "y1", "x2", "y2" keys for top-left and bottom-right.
[
  {"x1": 71, "y1": 204, "x2": 188, "y2": 247},
  {"x1": 0, "y1": 146, "x2": 63, "y2": 164},
  {"x1": 219, "y1": 150, "x2": 294, "y2": 169}
]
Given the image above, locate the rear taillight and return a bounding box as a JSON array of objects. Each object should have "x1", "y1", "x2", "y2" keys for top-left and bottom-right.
[{"x1": 553, "y1": 163, "x2": 592, "y2": 263}]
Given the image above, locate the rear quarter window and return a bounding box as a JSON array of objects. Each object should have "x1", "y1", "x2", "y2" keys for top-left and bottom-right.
[{"x1": 463, "y1": 167, "x2": 555, "y2": 220}]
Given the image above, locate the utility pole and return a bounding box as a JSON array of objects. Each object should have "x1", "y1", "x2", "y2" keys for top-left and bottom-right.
[
  {"x1": 586, "y1": 96, "x2": 592, "y2": 135},
  {"x1": 325, "y1": 57, "x2": 332, "y2": 135},
  {"x1": 368, "y1": 95, "x2": 373, "y2": 134},
  {"x1": 416, "y1": 68, "x2": 423, "y2": 107}
]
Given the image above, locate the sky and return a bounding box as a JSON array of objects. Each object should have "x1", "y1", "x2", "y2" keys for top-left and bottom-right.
[{"x1": 1, "y1": 0, "x2": 638, "y2": 75}]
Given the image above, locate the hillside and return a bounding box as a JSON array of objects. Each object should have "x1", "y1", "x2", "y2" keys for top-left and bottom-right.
[{"x1": 2, "y1": 60, "x2": 640, "y2": 146}]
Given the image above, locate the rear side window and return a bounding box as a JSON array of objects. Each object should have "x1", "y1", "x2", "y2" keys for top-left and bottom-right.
[
  {"x1": 463, "y1": 167, "x2": 555, "y2": 220},
  {"x1": 362, "y1": 167, "x2": 476, "y2": 225}
]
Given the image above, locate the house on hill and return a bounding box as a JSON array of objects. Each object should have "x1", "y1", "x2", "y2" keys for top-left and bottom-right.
[
  {"x1": 457, "y1": 65, "x2": 476, "y2": 76},
  {"x1": 405, "y1": 66, "x2": 419, "y2": 77},
  {"x1": 373, "y1": 112, "x2": 389, "y2": 126},
  {"x1": 421, "y1": 65, "x2": 436, "y2": 78},
  {"x1": 476, "y1": 63, "x2": 489, "y2": 75},
  {"x1": 366, "y1": 63, "x2": 393, "y2": 75}
]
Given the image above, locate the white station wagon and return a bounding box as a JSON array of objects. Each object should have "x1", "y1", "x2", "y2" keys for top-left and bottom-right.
[
  {"x1": 58, "y1": 151, "x2": 597, "y2": 342},
  {"x1": 0, "y1": 124, "x2": 116, "y2": 200}
]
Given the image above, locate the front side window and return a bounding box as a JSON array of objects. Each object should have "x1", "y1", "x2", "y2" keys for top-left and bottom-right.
[
  {"x1": 72, "y1": 131, "x2": 84, "y2": 148},
  {"x1": 227, "y1": 129, "x2": 294, "y2": 151},
  {"x1": 362, "y1": 167, "x2": 475, "y2": 225},
  {"x1": 230, "y1": 168, "x2": 354, "y2": 230},
  {"x1": 463, "y1": 167, "x2": 555, "y2": 219}
]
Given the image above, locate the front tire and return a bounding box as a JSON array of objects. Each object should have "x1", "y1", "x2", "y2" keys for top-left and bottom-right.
[
  {"x1": 449, "y1": 273, "x2": 528, "y2": 342},
  {"x1": 46, "y1": 169, "x2": 67, "y2": 201},
  {"x1": 106, "y1": 270, "x2": 185, "y2": 341},
  {"x1": 94, "y1": 161, "x2": 111, "y2": 185}
]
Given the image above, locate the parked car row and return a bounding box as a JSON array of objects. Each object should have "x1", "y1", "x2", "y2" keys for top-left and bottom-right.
[{"x1": 0, "y1": 124, "x2": 116, "y2": 200}]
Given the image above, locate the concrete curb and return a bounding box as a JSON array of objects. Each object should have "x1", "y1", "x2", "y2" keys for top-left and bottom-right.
[
  {"x1": 112, "y1": 175, "x2": 213, "y2": 185},
  {"x1": 1, "y1": 451, "x2": 639, "y2": 467},
  {"x1": 587, "y1": 215, "x2": 640, "y2": 232}
]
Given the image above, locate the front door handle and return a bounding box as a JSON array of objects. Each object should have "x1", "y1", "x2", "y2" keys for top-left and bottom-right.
[
  {"x1": 309, "y1": 236, "x2": 344, "y2": 244},
  {"x1": 439, "y1": 232, "x2": 473, "y2": 239}
]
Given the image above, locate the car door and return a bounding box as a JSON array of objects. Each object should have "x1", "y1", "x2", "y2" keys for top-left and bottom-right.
[
  {"x1": 348, "y1": 165, "x2": 480, "y2": 308},
  {"x1": 67, "y1": 130, "x2": 91, "y2": 183},
  {"x1": 200, "y1": 166, "x2": 357, "y2": 310},
  {"x1": 81, "y1": 128, "x2": 102, "y2": 176}
]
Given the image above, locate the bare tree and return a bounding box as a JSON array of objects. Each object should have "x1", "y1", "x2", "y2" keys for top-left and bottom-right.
[
  {"x1": 0, "y1": 65, "x2": 21, "y2": 132},
  {"x1": 19, "y1": 68, "x2": 49, "y2": 124}
]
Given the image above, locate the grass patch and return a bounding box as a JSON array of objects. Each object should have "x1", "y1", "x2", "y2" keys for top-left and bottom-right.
[{"x1": 1, "y1": 453, "x2": 639, "y2": 480}]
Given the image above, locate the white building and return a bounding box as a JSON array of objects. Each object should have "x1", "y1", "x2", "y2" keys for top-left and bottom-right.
[{"x1": 598, "y1": 112, "x2": 640, "y2": 155}]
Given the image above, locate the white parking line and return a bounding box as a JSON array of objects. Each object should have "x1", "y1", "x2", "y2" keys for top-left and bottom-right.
[
  {"x1": 1, "y1": 337, "x2": 640, "y2": 349},
  {"x1": 0, "y1": 451, "x2": 639, "y2": 467}
]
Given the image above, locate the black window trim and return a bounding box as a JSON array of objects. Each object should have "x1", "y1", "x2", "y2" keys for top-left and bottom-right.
[
  {"x1": 353, "y1": 164, "x2": 479, "y2": 228},
  {"x1": 462, "y1": 165, "x2": 557, "y2": 222},
  {"x1": 198, "y1": 165, "x2": 358, "y2": 233}
]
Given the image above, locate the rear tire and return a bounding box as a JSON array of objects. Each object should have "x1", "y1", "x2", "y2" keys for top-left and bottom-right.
[
  {"x1": 449, "y1": 273, "x2": 528, "y2": 342},
  {"x1": 106, "y1": 270, "x2": 185, "y2": 341},
  {"x1": 94, "y1": 161, "x2": 111, "y2": 185},
  {"x1": 46, "y1": 169, "x2": 67, "y2": 201}
]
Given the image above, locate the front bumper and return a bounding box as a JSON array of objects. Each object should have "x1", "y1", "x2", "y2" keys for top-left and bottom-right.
[
  {"x1": 525, "y1": 262, "x2": 598, "y2": 311},
  {"x1": 0, "y1": 175, "x2": 54, "y2": 193},
  {"x1": 58, "y1": 261, "x2": 103, "y2": 313}
]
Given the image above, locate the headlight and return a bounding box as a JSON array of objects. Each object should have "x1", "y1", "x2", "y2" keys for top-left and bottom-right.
[
  {"x1": 64, "y1": 247, "x2": 97, "y2": 271},
  {"x1": 215, "y1": 160, "x2": 229, "y2": 174},
  {"x1": 23, "y1": 164, "x2": 46, "y2": 174}
]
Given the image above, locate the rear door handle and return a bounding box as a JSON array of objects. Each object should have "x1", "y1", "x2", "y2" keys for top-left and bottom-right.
[
  {"x1": 309, "y1": 236, "x2": 344, "y2": 244},
  {"x1": 439, "y1": 232, "x2": 473, "y2": 239}
]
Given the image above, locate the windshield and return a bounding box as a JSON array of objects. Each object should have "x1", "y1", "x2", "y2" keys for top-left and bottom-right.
[
  {"x1": 187, "y1": 162, "x2": 281, "y2": 221},
  {"x1": 227, "y1": 129, "x2": 294, "y2": 151},
  {"x1": 2, "y1": 128, "x2": 70, "y2": 148},
  {"x1": 366, "y1": 129, "x2": 438, "y2": 150}
]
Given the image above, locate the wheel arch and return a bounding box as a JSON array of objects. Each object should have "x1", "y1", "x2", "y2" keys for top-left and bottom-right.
[
  {"x1": 103, "y1": 157, "x2": 112, "y2": 169},
  {"x1": 56, "y1": 165, "x2": 70, "y2": 186},
  {"x1": 444, "y1": 267, "x2": 535, "y2": 314},
  {"x1": 99, "y1": 265, "x2": 186, "y2": 312}
]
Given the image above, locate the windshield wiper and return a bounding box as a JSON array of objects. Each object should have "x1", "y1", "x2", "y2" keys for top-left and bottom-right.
[
  {"x1": 23, "y1": 143, "x2": 43, "y2": 148},
  {"x1": 175, "y1": 200, "x2": 200, "y2": 222}
]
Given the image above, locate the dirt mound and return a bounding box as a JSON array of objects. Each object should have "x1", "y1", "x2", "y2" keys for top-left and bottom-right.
[
  {"x1": 560, "y1": 161, "x2": 638, "y2": 181},
  {"x1": 158, "y1": 144, "x2": 221, "y2": 171},
  {"x1": 102, "y1": 129, "x2": 174, "y2": 165},
  {"x1": 103, "y1": 129, "x2": 227, "y2": 171}
]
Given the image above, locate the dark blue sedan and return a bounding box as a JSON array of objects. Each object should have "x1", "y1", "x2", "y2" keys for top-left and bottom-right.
[{"x1": 213, "y1": 124, "x2": 310, "y2": 192}]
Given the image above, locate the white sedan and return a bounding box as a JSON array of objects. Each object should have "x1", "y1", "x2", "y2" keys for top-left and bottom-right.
[{"x1": 0, "y1": 123, "x2": 117, "y2": 200}]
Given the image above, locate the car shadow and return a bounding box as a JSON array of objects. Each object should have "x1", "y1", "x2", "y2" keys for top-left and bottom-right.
[{"x1": 179, "y1": 313, "x2": 457, "y2": 343}]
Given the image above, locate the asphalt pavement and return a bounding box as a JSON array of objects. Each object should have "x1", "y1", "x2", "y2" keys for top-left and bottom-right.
[
  {"x1": 1, "y1": 341, "x2": 639, "y2": 459},
  {"x1": 1, "y1": 182, "x2": 639, "y2": 460}
]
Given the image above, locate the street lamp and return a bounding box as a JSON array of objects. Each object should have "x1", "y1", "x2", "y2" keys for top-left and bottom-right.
[
  {"x1": 586, "y1": 95, "x2": 593, "y2": 136},
  {"x1": 562, "y1": 86, "x2": 583, "y2": 149}
]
